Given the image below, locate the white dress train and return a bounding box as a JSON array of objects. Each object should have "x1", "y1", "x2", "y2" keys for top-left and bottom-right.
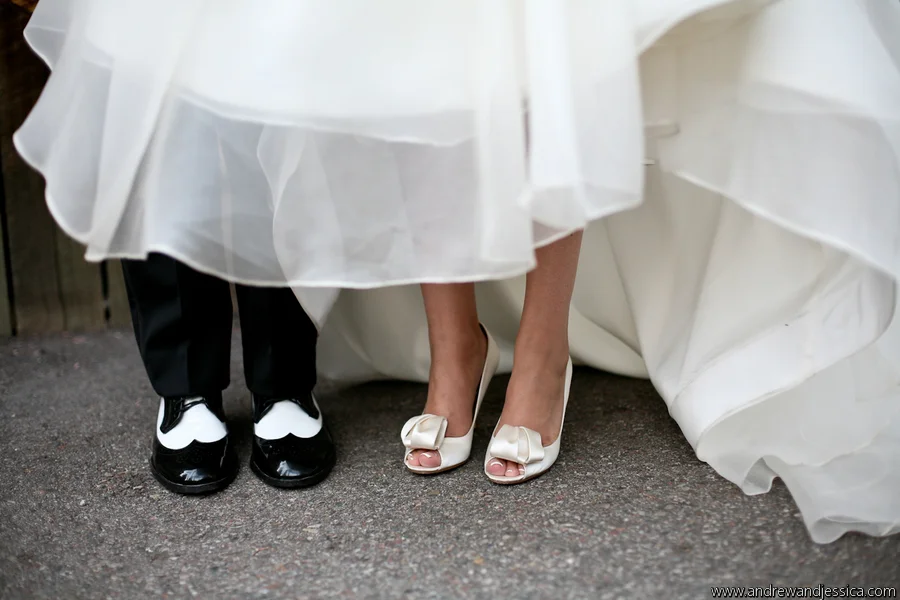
[{"x1": 13, "y1": 0, "x2": 900, "y2": 542}]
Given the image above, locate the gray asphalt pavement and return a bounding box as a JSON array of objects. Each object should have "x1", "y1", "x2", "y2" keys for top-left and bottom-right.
[{"x1": 0, "y1": 330, "x2": 897, "y2": 599}]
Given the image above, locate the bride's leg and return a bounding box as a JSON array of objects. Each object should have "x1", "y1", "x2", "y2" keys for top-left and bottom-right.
[
  {"x1": 486, "y1": 231, "x2": 583, "y2": 477},
  {"x1": 407, "y1": 283, "x2": 487, "y2": 468}
]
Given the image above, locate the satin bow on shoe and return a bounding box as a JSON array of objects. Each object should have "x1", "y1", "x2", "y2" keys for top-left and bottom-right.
[
  {"x1": 401, "y1": 414, "x2": 448, "y2": 451},
  {"x1": 487, "y1": 424, "x2": 545, "y2": 466}
]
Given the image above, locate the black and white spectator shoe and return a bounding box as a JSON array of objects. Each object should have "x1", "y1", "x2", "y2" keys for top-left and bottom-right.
[
  {"x1": 149, "y1": 395, "x2": 238, "y2": 495},
  {"x1": 250, "y1": 394, "x2": 336, "y2": 489}
]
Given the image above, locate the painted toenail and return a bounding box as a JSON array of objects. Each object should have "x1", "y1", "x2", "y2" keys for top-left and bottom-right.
[{"x1": 421, "y1": 452, "x2": 434, "y2": 459}]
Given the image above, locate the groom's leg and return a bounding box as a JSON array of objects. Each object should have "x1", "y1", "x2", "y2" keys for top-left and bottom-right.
[
  {"x1": 121, "y1": 253, "x2": 238, "y2": 495},
  {"x1": 121, "y1": 253, "x2": 233, "y2": 397},
  {"x1": 234, "y1": 285, "x2": 333, "y2": 489},
  {"x1": 234, "y1": 285, "x2": 318, "y2": 398}
]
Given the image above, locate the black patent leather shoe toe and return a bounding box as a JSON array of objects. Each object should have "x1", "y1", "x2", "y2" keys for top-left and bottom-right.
[
  {"x1": 250, "y1": 429, "x2": 336, "y2": 489},
  {"x1": 149, "y1": 395, "x2": 238, "y2": 495},
  {"x1": 250, "y1": 394, "x2": 336, "y2": 489},
  {"x1": 150, "y1": 437, "x2": 238, "y2": 495}
]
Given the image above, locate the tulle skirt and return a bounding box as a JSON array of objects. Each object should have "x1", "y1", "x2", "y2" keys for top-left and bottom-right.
[{"x1": 14, "y1": 0, "x2": 900, "y2": 542}]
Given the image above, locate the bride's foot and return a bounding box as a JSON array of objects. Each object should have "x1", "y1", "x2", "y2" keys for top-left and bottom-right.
[
  {"x1": 485, "y1": 348, "x2": 570, "y2": 478},
  {"x1": 405, "y1": 325, "x2": 488, "y2": 470}
]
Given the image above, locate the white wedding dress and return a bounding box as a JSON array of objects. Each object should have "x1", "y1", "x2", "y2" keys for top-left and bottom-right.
[{"x1": 14, "y1": 0, "x2": 900, "y2": 543}]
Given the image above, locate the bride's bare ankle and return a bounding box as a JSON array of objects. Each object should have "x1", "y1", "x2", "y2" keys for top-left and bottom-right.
[
  {"x1": 511, "y1": 339, "x2": 569, "y2": 376},
  {"x1": 424, "y1": 327, "x2": 488, "y2": 435},
  {"x1": 429, "y1": 325, "x2": 487, "y2": 376},
  {"x1": 502, "y1": 346, "x2": 569, "y2": 445}
]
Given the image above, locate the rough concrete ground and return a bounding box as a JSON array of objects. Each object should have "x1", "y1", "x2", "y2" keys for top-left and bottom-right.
[{"x1": 0, "y1": 330, "x2": 897, "y2": 599}]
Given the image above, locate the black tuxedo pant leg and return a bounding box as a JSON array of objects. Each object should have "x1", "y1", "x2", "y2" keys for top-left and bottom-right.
[{"x1": 121, "y1": 253, "x2": 317, "y2": 400}]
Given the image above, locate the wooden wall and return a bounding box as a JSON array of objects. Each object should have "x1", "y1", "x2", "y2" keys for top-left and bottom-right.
[{"x1": 0, "y1": 1, "x2": 132, "y2": 336}]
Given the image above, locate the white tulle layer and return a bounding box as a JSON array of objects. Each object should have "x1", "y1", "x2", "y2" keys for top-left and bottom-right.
[{"x1": 14, "y1": 0, "x2": 900, "y2": 542}]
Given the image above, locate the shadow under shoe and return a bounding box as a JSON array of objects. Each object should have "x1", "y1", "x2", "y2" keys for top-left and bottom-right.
[
  {"x1": 250, "y1": 394, "x2": 336, "y2": 489},
  {"x1": 149, "y1": 395, "x2": 238, "y2": 495}
]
